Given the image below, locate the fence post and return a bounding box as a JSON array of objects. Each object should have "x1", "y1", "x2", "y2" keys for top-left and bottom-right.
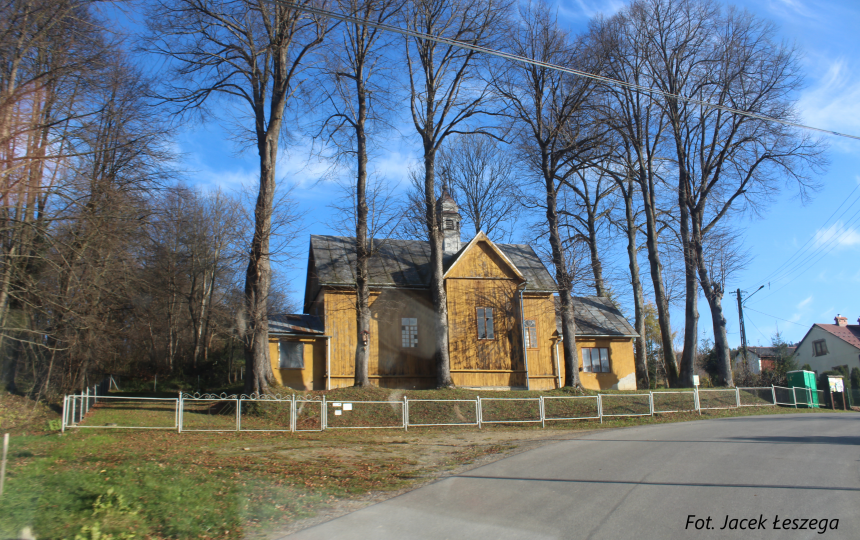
[
  {"x1": 85, "y1": 387, "x2": 90, "y2": 417},
  {"x1": 477, "y1": 396, "x2": 482, "y2": 429},
  {"x1": 403, "y1": 396, "x2": 408, "y2": 431},
  {"x1": 70, "y1": 395, "x2": 76, "y2": 426},
  {"x1": 237, "y1": 399, "x2": 242, "y2": 432},
  {"x1": 60, "y1": 395, "x2": 67, "y2": 433},
  {"x1": 648, "y1": 392, "x2": 654, "y2": 416},
  {"x1": 176, "y1": 392, "x2": 182, "y2": 433},
  {"x1": 598, "y1": 395, "x2": 603, "y2": 424},
  {"x1": 322, "y1": 395, "x2": 327, "y2": 431},
  {"x1": 771, "y1": 385, "x2": 777, "y2": 406},
  {"x1": 793, "y1": 388, "x2": 798, "y2": 408},
  {"x1": 735, "y1": 387, "x2": 741, "y2": 408},
  {"x1": 695, "y1": 387, "x2": 701, "y2": 415},
  {"x1": 539, "y1": 396, "x2": 545, "y2": 429}
]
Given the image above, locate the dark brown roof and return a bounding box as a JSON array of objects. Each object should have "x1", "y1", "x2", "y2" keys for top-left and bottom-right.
[
  {"x1": 268, "y1": 314, "x2": 324, "y2": 335},
  {"x1": 555, "y1": 296, "x2": 638, "y2": 338},
  {"x1": 816, "y1": 324, "x2": 860, "y2": 350},
  {"x1": 308, "y1": 235, "x2": 557, "y2": 292},
  {"x1": 745, "y1": 346, "x2": 797, "y2": 359}
]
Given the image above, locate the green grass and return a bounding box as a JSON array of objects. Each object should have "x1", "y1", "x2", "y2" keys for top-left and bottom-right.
[{"x1": 1, "y1": 387, "x2": 852, "y2": 539}]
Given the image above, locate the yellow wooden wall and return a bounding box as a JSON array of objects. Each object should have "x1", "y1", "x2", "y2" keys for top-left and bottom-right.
[
  {"x1": 446, "y1": 239, "x2": 528, "y2": 388},
  {"x1": 268, "y1": 337, "x2": 325, "y2": 391},
  {"x1": 522, "y1": 294, "x2": 561, "y2": 390},
  {"x1": 325, "y1": 289, "x2": 436, "y2": 389},
  {"x1": 570, "y1": 338, "x2": 637, "y2": 390}
]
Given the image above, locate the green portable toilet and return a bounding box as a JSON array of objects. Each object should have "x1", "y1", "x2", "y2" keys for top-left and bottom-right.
[{"x1": 786, "y1": 370, "x2": 819, "y2": 408}]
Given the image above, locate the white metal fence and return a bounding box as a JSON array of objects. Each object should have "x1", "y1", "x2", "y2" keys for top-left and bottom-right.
[{"x1": 62, "y1": 385, "x2": 826, "y2": 433}]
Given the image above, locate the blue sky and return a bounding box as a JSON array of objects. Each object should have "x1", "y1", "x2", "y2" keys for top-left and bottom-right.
[{"x1": 163, "y1": 0, "x2": 860, "y2": 349}]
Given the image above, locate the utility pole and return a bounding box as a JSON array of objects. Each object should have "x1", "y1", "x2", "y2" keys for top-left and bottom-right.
[
  {"x1": 735, "y1": 285, "x2": 764, "y2": 376},
  {"x1": 736, "y1": 289, "x2": 749, "y2": 373}
]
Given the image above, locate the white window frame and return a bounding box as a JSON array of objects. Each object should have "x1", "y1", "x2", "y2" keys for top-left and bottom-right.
[
  {"x1": 401, "y1": 317, "x2": 418, "y2": 348},
  {"x1": 581, "y1": 347, "x2": 610, "y2": 373},
  {"x1": 524, "y1": 320, "x2": 538, "y2": 348},
  {"x1": 279, "y1": 341, "x2": 304, "y2": 369},
  {"x1": 477, "y1": 307, "x2": 495, "y2": 340}
]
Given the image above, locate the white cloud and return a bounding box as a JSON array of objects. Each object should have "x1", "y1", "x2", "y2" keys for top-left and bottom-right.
[
  {"x1": 797, "y1": 57, "x2": 860, "y2": 151},
  {"x1": 819, "y1": 306, "x2": 834, "y2": 318},
  {"x1": 558, "y1": 0, "x2": 626, "y2": 21},
  {"x1": 797, "y1": 295, "x2": 813, "y2": 309},
  {"x1": 767, "y1": 0, "x2": 815, "y2": 19},
  {"x1": 813, "y1": 221, "x2": 860, "y2": 248}
]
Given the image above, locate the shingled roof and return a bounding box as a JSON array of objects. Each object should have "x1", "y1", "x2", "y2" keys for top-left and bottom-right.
[
  {"x1": 816, "y1": 323, "x2": 860, "y2": 350},
  {"x1": 555, "y1": 296, "x2": 638, "y2": 338},
  {"x1": 307, "y1": 235, "x2": 558, "y2": 293},
  {"x1": 268, "y1": 314, "x2": 324, "y2": 335}
]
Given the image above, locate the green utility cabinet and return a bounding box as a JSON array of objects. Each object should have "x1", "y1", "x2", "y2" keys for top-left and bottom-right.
[{"x1": 786, "y1": 370, "x2": 819, "y2": 408}]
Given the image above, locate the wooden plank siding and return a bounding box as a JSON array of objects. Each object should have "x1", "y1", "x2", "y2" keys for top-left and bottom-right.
[
  {"x1": 522, "y1": 293, "x2": 561, "y2": 390},
  {"x1": 267, "y1": 338, "x2": 326, "y2": 391},
  {"x1": 570, "y1": 338, "x2": 637, "y2": 390},
  {"x1": 445, "y1": 239, "x2": 538, "y2": 388},
  {"x1": 324, "y1": 289, "x2": 436, "y2": 389}
]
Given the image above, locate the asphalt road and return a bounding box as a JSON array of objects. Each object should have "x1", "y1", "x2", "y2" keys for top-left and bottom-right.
[{"x1": 287, "y1": 413, "x2": 859, "y2": 540}]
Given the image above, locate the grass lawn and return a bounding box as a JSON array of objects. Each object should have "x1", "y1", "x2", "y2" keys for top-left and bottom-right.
[{"x1": 0, "y1": 388, "x2": 850, "y2": 539}]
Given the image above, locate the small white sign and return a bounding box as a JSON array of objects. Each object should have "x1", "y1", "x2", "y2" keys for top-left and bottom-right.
[
  {"x1": 693, "y1": 375, "x2": 700, "y2": 386},
  {"x1": 333, "y1": 402, "x2": 342, "y2": 407},
  {"x1": 343, "y1": 403, "x2": 353, "y2": 411},
  {"x1": 334, "y1": 410, "x2": 342, "y2": 416},
  {"x1": 829, "y1": 377, "x2": 844, "y2": 393}
]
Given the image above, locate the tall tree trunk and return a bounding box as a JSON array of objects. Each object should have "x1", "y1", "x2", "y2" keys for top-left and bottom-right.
[
  {"x1": 424, "y1": 147, "x2": 454, "y2": 388},
  {"x1": 693, "y1": 217, "x2": 733, "y2": 386},
  {"x1": 546, "y1": 181, "x2": 579, "y2": 388},
  {"x1": 244, "y1": 136, "x2": 277, "y2": 395},
  {"x1": 354, "y1": 76, "x2": 371, "y2": 387},
  {"x1": 585, "y1": 208, "x2": 606, "y2": 297},
  {"x1": 623, "y1": 182, "x2": 648, "y2": 389},
  {"x1": 677, "y1": 161, "x2": 697, "y2": 388},
  {"x1": 638, "y1": 167, "x2": 678, "y2": 385}
]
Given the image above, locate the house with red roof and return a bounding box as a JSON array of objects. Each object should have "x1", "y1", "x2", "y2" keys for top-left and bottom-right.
[{"x1": 793, "y1": 315, "x2": 860, "y2": 375}]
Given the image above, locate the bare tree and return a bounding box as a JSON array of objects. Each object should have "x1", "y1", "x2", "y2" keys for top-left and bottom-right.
[
  {"x1": 495, "y1": 1, "x2": 606, "y2": 387},
  {"x1": 599, "y1": 148, "x2": 649, "y2": 388},
  {"x1": 146, "y1": 0, "x2": 327, "y2": 394},
  {"x1": 559, "y1": 168, "x2": 617, "y2": 297},
  {"x1": 316, "y1": 0, "x2": 401, "y2": 387},
  {"x1": 597, "y1": 6, "x2": 682, "y2": 386},
  {"x1": 630, "y1": 0, "x2": 826, "y2": 386},
  {"x1": 403, "y1": 0, "x2": 510, "y2": 387},
  {"x1": 437, "y1": 135, "x2": 520, "y2": 241}
]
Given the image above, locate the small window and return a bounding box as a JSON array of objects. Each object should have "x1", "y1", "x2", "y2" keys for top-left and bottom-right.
[
  {"x1": 279, "y1": 341, "x2": 304, "y2": 369},
  {"x1": 402, "y1": 317, "x2": 418, "y2": 348},
  {"x1": 813, "y1": 340, "x2": 828, "y2": 357},
  {"x1": 581, "y1": 347, "x2": 610, "y2": 373},
  {"x1": 477, "y1": 307, "x2": 494, "y2": 340},
  {"x1": 524, "y1": 320, "x2": 537, "y2": 348},
  {"x1": 445, "y1": 218, "x2": 454, "y2": 230}
]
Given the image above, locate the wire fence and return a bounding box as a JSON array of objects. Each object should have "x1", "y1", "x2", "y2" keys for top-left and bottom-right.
[{"x1": 62, "y1": 385, "x2": 830, "y2": 434}]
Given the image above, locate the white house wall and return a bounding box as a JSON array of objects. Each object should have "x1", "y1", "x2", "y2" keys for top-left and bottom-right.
[{"x1": 794, "y1": 326, "x2": 860, "y2": 375}]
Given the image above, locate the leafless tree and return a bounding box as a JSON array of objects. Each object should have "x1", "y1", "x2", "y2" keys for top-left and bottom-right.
[
  {"x1": 437, "y1": 135, "x2": 520, "y2": 242},
  {"x1": 627, "y1": 0, "x2": 826, "y2": 386},
  {"x1": 495, "y1": 1, "x2": 607, "y2": 387},
  {"x1": 597, "y1": 6, "x2": 683, "y2": 386},
  {"x1": 403, "y1": 0, "x2": 510, "y2": 387},
  {"x1": 559, "y1": 168, "x2": 617, "y2": 297},
  {"x1": 315, "y1": 0, "x2": 401, "y2": 387},
  {"x1": 599, "y1": 148, "x2": 649, "y2": 388},
  {"x1": 146, "y1": 0, "x2": 328, "y2": 394}
]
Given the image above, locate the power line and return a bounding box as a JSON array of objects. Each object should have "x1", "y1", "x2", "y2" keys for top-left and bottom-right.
[
  {"x1": 754, "y1": 203, "x2": 860, "y2": 296},
  {"x1": 269, "y1": 0, "x2": 860, "y2": 142},
  {"x1": 750, "y1": 207, "x2": 860, "y2": 304},
  {"x1": 752, "y1": 183, "x2": 860, "y2": 287},
  {"x1": 744, "y1": 306, "x2": 808, "y2": 328}
]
